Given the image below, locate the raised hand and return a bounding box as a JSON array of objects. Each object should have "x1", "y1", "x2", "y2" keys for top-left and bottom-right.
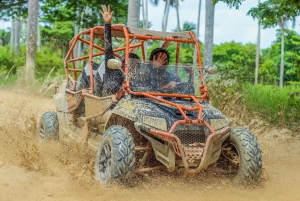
[
  {"x1": 152, "y1": 53, "x2": 168, "y2": 69},
  {"x1": 100, "y1": 5, "x2": 114, "y2": 24}
]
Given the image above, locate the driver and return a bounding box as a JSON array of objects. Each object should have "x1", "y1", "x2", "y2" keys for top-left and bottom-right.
[{"x1": 149, "y1": 48, "x2": 181, "y2": 90}]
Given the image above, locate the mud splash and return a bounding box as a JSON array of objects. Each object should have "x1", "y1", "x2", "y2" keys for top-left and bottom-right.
[{"x1": 0, "y1": 89, "x2": 300, "y2": 201}]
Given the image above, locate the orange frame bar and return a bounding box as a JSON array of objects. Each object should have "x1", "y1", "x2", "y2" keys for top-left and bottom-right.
[{"x1": 64, "y1": 24, "x2": 207, "y2": 100}]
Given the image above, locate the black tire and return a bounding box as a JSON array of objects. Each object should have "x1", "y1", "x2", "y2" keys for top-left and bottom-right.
[
  {"x1": 95, "y1": 126, "x2": 135, "y2": 186},
  {"x1": 217, "y1": 127, "x2": 262, "y2": 184},
  {"x1": 38, "y1": 112, "x2": 59, "y2": 141}
]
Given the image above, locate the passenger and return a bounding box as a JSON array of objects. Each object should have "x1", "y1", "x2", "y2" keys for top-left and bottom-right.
[
  {"x1": 99, "y1": 5, "x2": 141, "y2": 96},
  {"x1": 99, "y1": 5, "x2": 124, "y2": 97}
]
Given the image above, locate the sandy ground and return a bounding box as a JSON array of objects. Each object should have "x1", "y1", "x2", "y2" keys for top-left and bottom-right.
[{"x1": 0, "y1": 89, "x2": 300, "y2": 201}]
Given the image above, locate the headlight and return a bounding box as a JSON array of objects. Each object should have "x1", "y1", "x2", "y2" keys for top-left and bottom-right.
[
  {"x1": 142, "y1": 115, "x2": 168, "y2": 131},
  {"x1": 210, "y1": 118, "x2": 228, "y2": 130}
]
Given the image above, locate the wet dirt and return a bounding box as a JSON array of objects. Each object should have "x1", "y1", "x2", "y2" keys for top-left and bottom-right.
[{"x1": 0, "y1": 89, "x2": 300, "y2": 201}]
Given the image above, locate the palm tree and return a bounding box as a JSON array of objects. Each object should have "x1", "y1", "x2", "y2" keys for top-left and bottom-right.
[
  {"x1": 175, "y1": 0, "x2": 180, "y2": 32},
  {"x1": 182, "y1": 21, "x2": 196, "y2": 32},
  {"x1": 255, "y1": 0, "x2": 260, "y2": 85},
  {"x1": 25, "y1": 0, "x2": 39, "y2": 82},
  {"x1": 128, "y1": 0, "x2": 140, "y2": 28},
  {"x1": 141, "y1": 0, "x2": 149, "y2": 57},
  {"x1": 14, "y1": 17, "x2": 21, "y2": 54},
  {"x1": 193, "y1": 0, "x2": 202, "y2": 66},
  {"x1": 10, "y1": 19, "x2": 14, "y2": 53},
  {"x1": 150, "y1": 0, "x2": 183, "y2": 32},
  {"x1": 279, "y1": 15, "x2": 286, "y2": 88},
  {"x1": 204, "y1": 0, "x2": 215, "y2": 67},
  {"x1": 248, "y1": 0, "x2": 299, "y2": 87}
]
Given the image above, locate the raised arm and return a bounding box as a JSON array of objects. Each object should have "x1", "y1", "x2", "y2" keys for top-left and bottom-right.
[{"x1": 100, "y1": 5, "x2": 114, "y2": 70}]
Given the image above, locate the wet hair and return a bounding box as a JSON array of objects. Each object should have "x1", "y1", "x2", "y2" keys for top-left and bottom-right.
[
  {"x1": 149, "y1": 48, "x2": 170, "y2": 65},
  {"x1": 121, "y1": 53, "x2": 140, "y2": 63}
]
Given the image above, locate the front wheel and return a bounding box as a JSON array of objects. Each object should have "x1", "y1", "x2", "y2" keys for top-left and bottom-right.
[
  {"x1": 38, "y1": 111, "x2": 59, "y2": 142},
  {"x1": 217, "y1": 127, "x2": 262, "y2": 184},
  {"x1": 95, "y1": 126, "x2": 135, "y2": 186}
]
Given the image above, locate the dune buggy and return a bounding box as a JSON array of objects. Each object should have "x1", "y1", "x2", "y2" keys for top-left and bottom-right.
[{"x1": 38, "y1": 24, "x2": 262, "y2": 186}]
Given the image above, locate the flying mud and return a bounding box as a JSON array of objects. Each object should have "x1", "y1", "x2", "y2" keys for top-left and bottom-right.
[{"x1": 0, "y1": 90, "x2": 299, "y2": 201}]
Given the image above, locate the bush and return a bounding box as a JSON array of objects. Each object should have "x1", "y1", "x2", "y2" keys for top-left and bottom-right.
[
  {"x1": 244, "y1": 84, "x2": 300, "y2": 129},
  {"x1": 35, "y1": 46, "x2": 65, "y2": 79},
  {"x1": 206, "y1": 76, "x2": 299, "y2": 131}
]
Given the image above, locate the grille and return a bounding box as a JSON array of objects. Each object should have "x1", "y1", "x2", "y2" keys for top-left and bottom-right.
[{"x1": 174, "y1": 130, "x2": 206, "y2": 145}]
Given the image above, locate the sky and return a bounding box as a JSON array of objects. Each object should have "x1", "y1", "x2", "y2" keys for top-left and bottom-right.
[
  {"x1": 1, "y1": 0, "x2": 300, "y2": 49},
  {"x1": 146, "y1": 0, "x2": 300, "y2": 48}
]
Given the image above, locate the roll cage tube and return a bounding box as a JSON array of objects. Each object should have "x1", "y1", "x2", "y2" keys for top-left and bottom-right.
[{"x1": 63, "y1": 25, "x2": 205, "y2": 98}]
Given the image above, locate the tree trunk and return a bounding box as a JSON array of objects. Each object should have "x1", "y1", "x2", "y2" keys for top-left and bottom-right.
[
  {"x1": 128, "y1": 0, "x2": 140, "y2": 52},
  {"x1": 77, "y1": 10, "x2": 82, "y2": 65},
  {"x1": 141, "y1": 0, "x2": 146, "y2": 28},
  {"x1": 74, "y1": 9, "x2": 80, "y2": 67},
  {"x1": 254, "y1": 0, "x2": 260, "y2": 85},
  {"x1": 193, "y1": 0, "x2": 202, "y2": 66},
  {"x1": 37, "y1": 20, "x2": 41, "y2": 52},
  {"x1": 25, "y1": 0, "x2": 39, "y2": 83},
  {"x1": 162, "y1": 2, "x2": 168, "y2": 31},
  {"x1": 145, "y1": 0, "x2": 148, "y2": 30},
  {"x1": 175, "y1": 0, "x2": 180, "y2": 32},
  {"x1": 162, "y1": 0, "x2": 171, "y2": 32},
  {"x1": 141, "y1": 0, "x2": 148, "y2": 58},
  {"x1": 10, "y1": 19, "x2": 15, "y2": 54},
  {"x1": 128, "y1": 0, "x2": 140, "y2": 28},
  {"x1": 204, "y1": 0, "x2": 215, "y2": 67},
  {"x1": 279, "y1": 16, "x2": 285, "y2": 88},
  {"x1": 14, "y1": 17, "x2": 21, "y2": 54},
  {"x1": 83, "y1": 7, "x2": 92, "y2": 49}
]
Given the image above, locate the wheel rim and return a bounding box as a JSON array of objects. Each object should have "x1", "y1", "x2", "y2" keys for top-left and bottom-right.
[
  {"x1": 218, "y1": 142, "x2": 240, "y2": 177},
  {"x1": 98, "y1": 141, "x2": 112, "y2": 181},
  {"x1": 39, "y1": 122, "x2": 46, "y2": 140}
]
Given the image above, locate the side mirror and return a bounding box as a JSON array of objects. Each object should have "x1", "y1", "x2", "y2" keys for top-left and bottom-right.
[
  {"x1": 107, "y1": 59, "x2": 122, "y2": 70},
  {"x1": 205, "y1": 65, "x2": 217, "y2": 74}
]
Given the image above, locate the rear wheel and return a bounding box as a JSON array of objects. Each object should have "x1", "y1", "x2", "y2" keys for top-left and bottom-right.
[
  {"x1": 217, "y1": 127, "x2": 262, "y2": 184},
  {"x1": 95, "y1": 126, "x2": 135, "y2": 186},
  {"x1": 38, "y1": 112, "x2": 59, "y2": 141}
]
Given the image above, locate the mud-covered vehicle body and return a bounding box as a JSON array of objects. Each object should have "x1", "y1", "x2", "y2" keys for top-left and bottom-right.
[{"x1": 39, "y1": 25, "x2": 262, "y2": 185}]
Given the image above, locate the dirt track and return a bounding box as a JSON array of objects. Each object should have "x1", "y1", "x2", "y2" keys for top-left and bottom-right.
[{"x1": 0, "y1": 90, "x2": 300, "y2": 201}]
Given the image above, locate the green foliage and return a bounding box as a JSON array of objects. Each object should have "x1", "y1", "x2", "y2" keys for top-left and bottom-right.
[
  {"x1": 40, "y1": 21, "x2": 74, "y2": 57},
  {"x1": 35, "y1": 46, "x2": 65, "y2": 78},
  {"x1": 139, "y1": 20, "x2": 153, "y2": 29},
  {"x1": 0, "y1": 0, "x2": 128, "y2": 28},
  {"x1": 207, "y1": 77, "x2": 299, "y2": 130},
  {"x1": 0, "y1": 29, "x2": 10, "y2": 46},
  {"x1": 213, "y1": 42, "x2": 256, "y2": 82},
  {"x1": 247, "y1": 0, "x2": 300, "y2": 29},
  {"x1": 260, "y1": 29, "x2": 300, "y2": 83},
  {"x1": 213, "y1": 0, "x2": 246, "y2": 9},
  {"x1": 244, "y1": 83, "x2": 300, "y2": 128},
  {"x1": 41, "y1": 0, "x2": 128, "y2": 27},
  {"x1": 0, "y1": 44, "x2": 64, "y2": 82},
  {"x1": 0, "y1": 0, "x2": 28, "y2": 20},
  {"x1": 172, "y1": 21, "x2": 196, "y2": 33},
  {"x1": 0, "y1": 44, "x2": 26, "y2": 78},
  {"x1": 0, "y1": 45, "x2": 14, "y2": 74}
]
